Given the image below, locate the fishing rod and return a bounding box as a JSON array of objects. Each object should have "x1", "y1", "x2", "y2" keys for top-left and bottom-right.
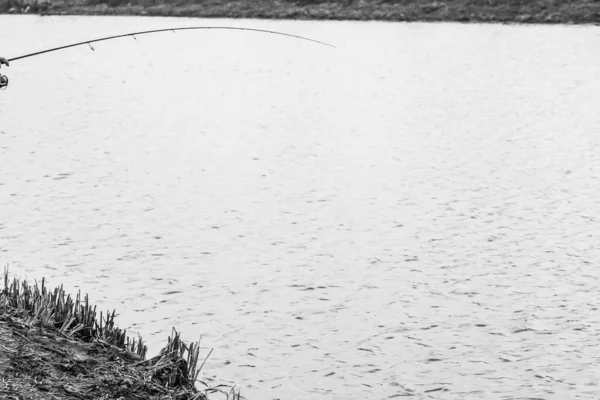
[{"x1": 0, "y1": 26, "x2": 335, "y2": 90}]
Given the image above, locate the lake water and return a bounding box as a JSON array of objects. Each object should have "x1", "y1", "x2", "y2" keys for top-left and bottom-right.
[{"x1": 1, "y1": 15, "x2": 600, "y2": 399}]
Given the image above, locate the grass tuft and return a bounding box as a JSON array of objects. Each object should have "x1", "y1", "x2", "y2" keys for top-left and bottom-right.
[
  {"x1": 0, "y1": 267, "x2": 242, "y2": 400},
  {"x1": 1, "y1": 266, "x2": 148, "y2": 357}
]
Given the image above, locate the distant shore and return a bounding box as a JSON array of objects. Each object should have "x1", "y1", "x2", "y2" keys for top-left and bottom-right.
[{"x1": 1, "y1": 0, "x2": 600, "y2": 24}]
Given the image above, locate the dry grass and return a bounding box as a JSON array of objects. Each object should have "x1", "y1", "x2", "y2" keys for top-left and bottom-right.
[
  {"x1": 1, "y1": 268, "x2": 147, "y2": 357},
  {"x1": 0, "y1": 267, "x2": 241, "y2": 400}
]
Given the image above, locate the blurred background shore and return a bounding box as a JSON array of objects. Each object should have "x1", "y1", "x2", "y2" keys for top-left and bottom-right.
[{"x1": 1, "y1": 0, "x2": 600, "y2": 23}]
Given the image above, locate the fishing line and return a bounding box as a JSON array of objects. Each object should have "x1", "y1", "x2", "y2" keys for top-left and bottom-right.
[{"x1": 1, "y1": 26, "x2": 335, "y2": 89}]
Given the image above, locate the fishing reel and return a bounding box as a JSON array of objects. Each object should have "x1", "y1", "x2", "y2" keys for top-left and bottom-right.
[{"x1": 0, "y1": 74, "x2": 8, "y2": 90}]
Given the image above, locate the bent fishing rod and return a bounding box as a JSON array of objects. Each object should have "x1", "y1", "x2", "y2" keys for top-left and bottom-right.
[{"x1": 0, "y1": 26, "x2": 335, "y2": 90}]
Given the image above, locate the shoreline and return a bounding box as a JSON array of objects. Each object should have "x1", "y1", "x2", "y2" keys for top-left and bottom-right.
[
  {"x1": 1, "y1": 1, "x2": 600, "y2": 25},
  {"x1": 0, "y1": 269, "x2": 239, "y2": 400}
]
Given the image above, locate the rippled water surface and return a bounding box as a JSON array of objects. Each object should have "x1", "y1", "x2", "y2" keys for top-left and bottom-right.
[{"x1": 1, "y1": 15, "x2": 600, "y2": 399}]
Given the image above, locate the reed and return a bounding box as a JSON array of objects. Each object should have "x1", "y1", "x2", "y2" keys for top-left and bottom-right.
[
  {"x1": 0, "y1": 267, "x2": 241, "y2": 399},
  {"x1": 1, "y1": 266, "x2": 148, "y2": 358}
]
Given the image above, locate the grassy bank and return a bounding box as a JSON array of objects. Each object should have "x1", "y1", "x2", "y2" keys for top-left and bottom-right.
[
  {"x1": 1, "y1": 0, "x2": 600, "y2": 23},
  {"x1": 0, "y1": 269, "x2": 239, "y2": 400}
]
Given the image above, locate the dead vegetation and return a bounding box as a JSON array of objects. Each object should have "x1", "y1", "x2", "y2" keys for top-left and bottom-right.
[{"x1": 0, "y1": 268, "x2": 240, "y2": 400}]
